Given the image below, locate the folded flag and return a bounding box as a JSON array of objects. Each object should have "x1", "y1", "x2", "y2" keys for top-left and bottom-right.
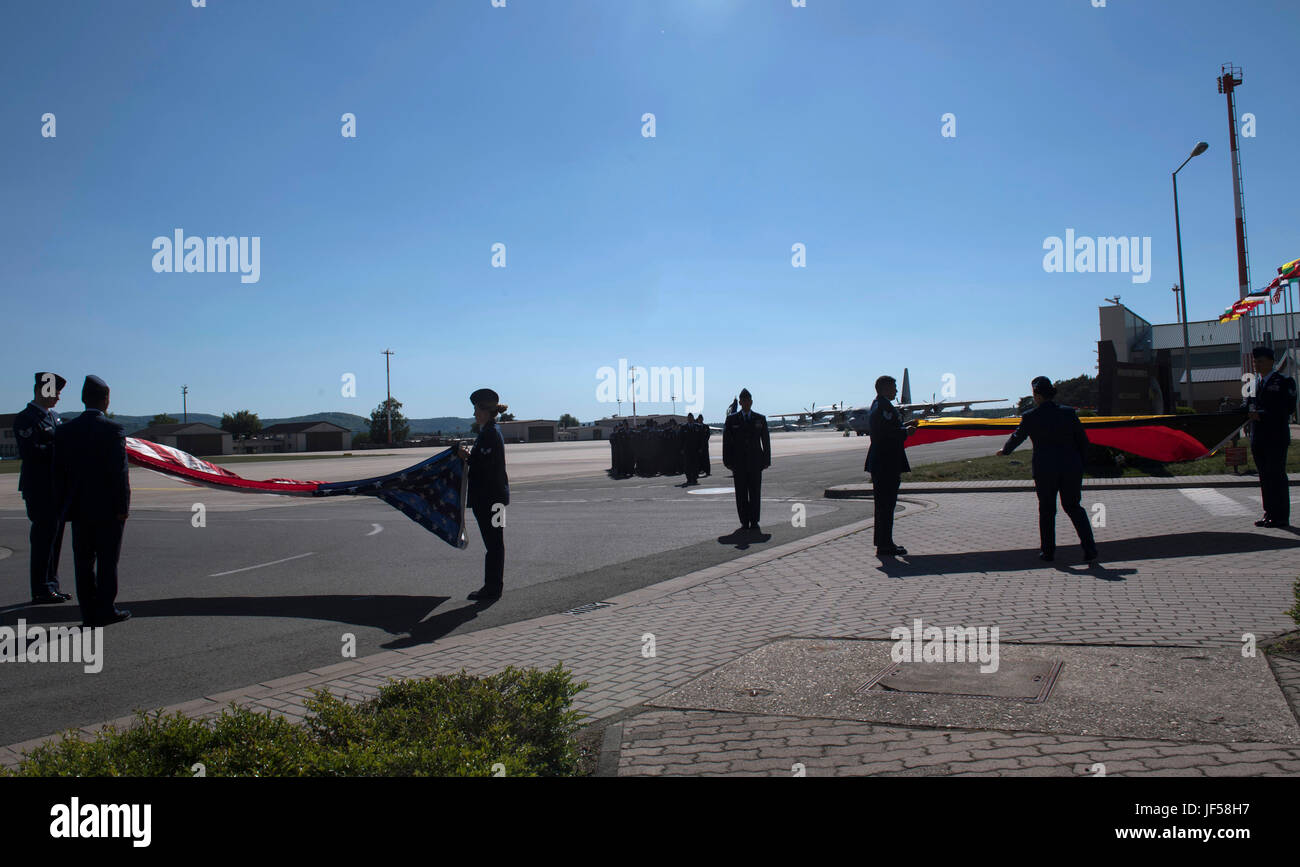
[
  {"x1": 125, "y1": 438, "x2": 468, "y2": 548},
  {"x1": 908, "y1": 414, "x2": 1247, "y2": 463}
]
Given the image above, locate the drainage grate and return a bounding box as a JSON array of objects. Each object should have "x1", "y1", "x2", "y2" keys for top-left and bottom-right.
[
  {"x1": 562, "y1": 601, "x2": 616, "y2": 616},
  {"x1": 860, "y1": 660, "x2": 1063, "y2": 704}
]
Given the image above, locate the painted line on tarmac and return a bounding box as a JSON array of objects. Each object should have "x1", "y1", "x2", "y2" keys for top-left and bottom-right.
[
  {"x1": 209, "y1": 552, "x2": 316, "y2": 577},
  {"x1": 366, "y1": 524, "x2": 383, "y2": 536},
  {"x1": 1178, "y1": 488, "x2": 1251, "y2": 517}
]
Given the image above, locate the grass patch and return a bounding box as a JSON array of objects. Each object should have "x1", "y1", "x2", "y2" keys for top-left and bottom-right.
[
  {"x1": 908, "y1": 444, "x2": 1300, "y2": 482},
  {"x1": 3, "y1": 665, "x2": 586, "y2": 777}
]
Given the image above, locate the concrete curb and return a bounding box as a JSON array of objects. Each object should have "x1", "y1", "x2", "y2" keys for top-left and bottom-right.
[{"x1": 826, "y1": 475, "x2": 1295, "y2": 497}]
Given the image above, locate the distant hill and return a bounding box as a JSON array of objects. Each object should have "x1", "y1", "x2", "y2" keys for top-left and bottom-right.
[{"x1": 49, "y1": 410, "x2": 474, "y2": 436}]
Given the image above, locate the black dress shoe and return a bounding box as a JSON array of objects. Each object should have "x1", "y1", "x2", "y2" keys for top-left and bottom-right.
[
  {"x1": 1255, "y1": 518, "x2": 1271, "y2": 527},
  {"x1": 84, "y1": 609, "x2": 131, "y2": 627},
  {"x1": 467, "y1": 588, "x2": 502, "y2": 601},
  {"x1": 1083, "y1": 548, "x2": 1099, "y2": 561},
  {"x1": 31, "y1": 592, "x2": 70, "y2": 605},
  {"x1": 876, "y1": 545, "x2": 907, "y2": 556},
  {"x1": 1039, "y1": 552, "x2": 1055, "y2": 562}
]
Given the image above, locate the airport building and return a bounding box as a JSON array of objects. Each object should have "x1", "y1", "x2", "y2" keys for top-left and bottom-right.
[
  {"x1": 257, "y1": 421, "x2": 351, "y2": 453},
  {"x1": 128, "y1": 422, "x2": 233, "y2": 456},
  {"x1": 1098, "y1": 302, "x2": 1300, "y2": 412},
  {"x1": 0, "y1": 414, "x2": 17, "y2": 459},
  {"x1": 498, "y1": 419, "x2": 559, "y2": 444}
]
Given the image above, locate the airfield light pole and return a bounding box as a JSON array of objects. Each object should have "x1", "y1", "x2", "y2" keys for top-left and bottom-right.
[
  {"x1": 1173, "y1": 140, "x2": 1209, "y2": 408},
  {"x1": 382, "y1": 349, "x2": 395, "y2": 444},
  {"x1": 181, "y1": 385, "x2": 188, "y2": 423},
  {"x1": 630, "y1": 366, "x2": 638, "y2": 427}
]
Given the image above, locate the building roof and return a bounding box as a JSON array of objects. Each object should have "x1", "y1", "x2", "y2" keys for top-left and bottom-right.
[
  {"x1": 261, "y1": 421, "x2": 350, "y2": 434},
  {"x1": 1153, "y1": 312, "x2": 1300, "y2": 350},
  {"x1": 1177, "y1": 366, "x2": 1247, "y2": 384},
  {"x1": 497, "y1": 419, "x2": 558, "y2": 426},
  {"x1": 129, "y1": 422, "x2": 227, "y2": 438}
]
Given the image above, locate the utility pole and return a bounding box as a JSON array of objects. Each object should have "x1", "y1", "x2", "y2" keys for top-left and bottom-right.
[
  {"x1": 630, "y1": 366, "x2": 638, "y2": 427},
  {"x1": 182, "y1": 385, "x2": 188, "y2": 423},
  {"x1": 382, "y1": 349, "x2": 395, "y2": 444},
  {"x1": 1218, "y1": 64, "x2": 1254, "y2": 375}
]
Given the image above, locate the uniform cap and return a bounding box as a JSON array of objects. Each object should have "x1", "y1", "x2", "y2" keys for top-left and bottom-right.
[
  {"x1": 1031, "y1": 376, "x2": 1056, "y2": 397},
  {"x1": 470, "y1": 387, "x2": 507, "y2": 413},
  {"x1": 82, "y1": 375, "x2": 110, "y2": 404},
  {"x1": 34, "y1": 372, "x2": 68, "y2": 393},
  {"x1": 738, "y1": 388, "x2": 752, "y2": 401}
]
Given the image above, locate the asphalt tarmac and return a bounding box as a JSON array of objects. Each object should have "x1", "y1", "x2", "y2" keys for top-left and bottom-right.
[{"x1": 0, "y1": 432, "x2": 997, "y2": 744}]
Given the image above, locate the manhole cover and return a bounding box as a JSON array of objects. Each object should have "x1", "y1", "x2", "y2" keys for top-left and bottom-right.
[{"x1": 860, "y1": 659, "x2": 1063, "y2": 703}]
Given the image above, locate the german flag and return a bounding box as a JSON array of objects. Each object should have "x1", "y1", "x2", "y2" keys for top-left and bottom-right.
[{"x1": 909, "y1": 414, "x2": 1247, "y2": 463}]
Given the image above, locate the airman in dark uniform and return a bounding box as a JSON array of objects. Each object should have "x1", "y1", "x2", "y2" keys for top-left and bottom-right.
[
  {"x1": 865, "y1": 375, "x2": 915, "y2": 557},
  {"x1": 698, "y1": 416, "x2": 711, "y2": 476},
  {"x1": 53, "y1": 375, "x2": 132, "y2": 626},
  {"x1": 997, "y1": 376, "x2": 1098, "y2": 562},
  {"x1": 15, "y1": 372, "x2": 72, "y2": 604},
  {"x1": 461, "y1": 388, "x2": 510, "y2": 601},
  {"x1": 722, "y1": 388, "x2": 770, "y2": 533},
  {"x1": 1242, "y1": 346, "x2": 1297, "y2": 528},
  {"x1": 680, "y1": 414, "x2": 701, "y2": 485}
]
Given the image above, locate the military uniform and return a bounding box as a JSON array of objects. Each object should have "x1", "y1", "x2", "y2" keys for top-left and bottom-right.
[
  {"x1": 53, "y1": 389, "x2": 132, "y2": 625},
  {"x1": 467, "y1": 416, "x2": 510, "y2": 596},
  {"x1": 723, "y1": 407, "x2": 770, "y2": 529},
  {"x1": 680, "y1": 419, "x2": 700, "y2": 484},
  {"x1": 865, "y1": 397, "x2": 910, "y2": 553},
  {"x1": 1001, "y1": 400, "x2": 1097, "y2": 559},
  {"x1": 15, "y1": 378, "x2": 69, "y2": 600},
  {"x1": 1247, "y1": 367, "x2": 1297, "y2": 525},
  {"x1": 698, "y1": 418, "x2": 711, "y2": 476}
]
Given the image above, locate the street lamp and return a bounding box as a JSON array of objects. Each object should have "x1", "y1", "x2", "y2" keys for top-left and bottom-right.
[{"x1": 1173, "y1": 140, "x2": 1209, "y2": 409}]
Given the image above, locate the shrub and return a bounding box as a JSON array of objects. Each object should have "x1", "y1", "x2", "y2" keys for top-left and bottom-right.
[{"x1": 5, "y1": 665, "x2": 586, "y2": 777}]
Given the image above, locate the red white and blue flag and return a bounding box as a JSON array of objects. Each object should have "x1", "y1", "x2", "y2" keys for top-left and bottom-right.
[{"x1": 125, "y1": 439, "x2": 469, "y2": 548}]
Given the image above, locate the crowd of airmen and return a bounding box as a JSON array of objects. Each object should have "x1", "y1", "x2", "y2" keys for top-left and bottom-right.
[{"x1": 609, "y1": 414, "x2": 711, "y2": 484}]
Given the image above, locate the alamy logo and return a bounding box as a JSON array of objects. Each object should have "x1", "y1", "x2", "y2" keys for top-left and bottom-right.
[
  {"x1": 0, "y1": 619, "x2": 102, "y2": 673},
  {"x1": 890, "y1": 618, "x2": 999, "y2": 673},
  {"x1": 50, "y1": 798, "x2": 151, "y2": 847},
  {"x1": 596, "y1": 358, "x2": 704, "y2": 415},
  {"x1": 152, "y1": 229, "x2": 261, "y2": 284},
  {"x1": 1042, "y1": 229, "x2": 1151, "y2": 284}
]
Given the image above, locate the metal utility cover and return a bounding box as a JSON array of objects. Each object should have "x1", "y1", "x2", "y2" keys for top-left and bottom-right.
[{"x1": 862, "y1": 660, "x2": 1063, "y2": 703}]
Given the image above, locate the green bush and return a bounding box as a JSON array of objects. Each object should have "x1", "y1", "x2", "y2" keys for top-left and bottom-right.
[
  {"x1": 1287, "y1": 578, "x2": 1300, "y2": 628},
  {"x1": 5, "y1": 665, "x2": 586, "y2": 777}
]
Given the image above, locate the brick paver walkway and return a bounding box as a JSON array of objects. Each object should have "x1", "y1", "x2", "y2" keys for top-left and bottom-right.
[{"x1": 4, "y1": 485, "x2": 1298, "y2": 776}]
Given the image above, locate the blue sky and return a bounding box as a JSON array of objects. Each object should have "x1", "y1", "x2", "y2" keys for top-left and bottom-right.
[{"x1": 3, "y1": 0, "x2": 1297, "y2": 421}]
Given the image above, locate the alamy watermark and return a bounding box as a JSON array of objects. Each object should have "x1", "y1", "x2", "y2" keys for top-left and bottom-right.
[
  {"x1": 596, "y1": 358, "x2": 704, "y2": 415},
  {"x1": 1043, "y1": 229, "x2": 1150, "y2": 284},
  {"x1": 0, "y1": 619, "x2": 103, "y2": 673},
  {"x1": 152, "y1": 228, "x2": 261, "y2": 284},
  {"x1": 890, "y1": 617, "x2": 999, "y2": 673}
]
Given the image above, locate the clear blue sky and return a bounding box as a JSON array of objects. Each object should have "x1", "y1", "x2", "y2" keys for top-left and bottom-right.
[{"x1": 3, "y1": 0, "x2": 1297, "y2": 420}]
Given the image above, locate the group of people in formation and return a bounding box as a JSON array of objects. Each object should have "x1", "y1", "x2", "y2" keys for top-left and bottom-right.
[{"x1": 607, "y1": 415, "x2": 712, "y2": 484}]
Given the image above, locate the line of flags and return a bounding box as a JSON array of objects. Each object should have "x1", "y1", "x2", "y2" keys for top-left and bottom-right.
[{"x1": 1219, "y1": 256, "x2": 1300, "y2": 322}]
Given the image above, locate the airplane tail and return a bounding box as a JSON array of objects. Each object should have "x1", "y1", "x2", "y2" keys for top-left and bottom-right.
[{"x1": 901, "y1": 368, "x2": 912, "y2": 405}]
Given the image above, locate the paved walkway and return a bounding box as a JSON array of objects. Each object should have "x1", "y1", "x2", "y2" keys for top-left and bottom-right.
[{"x1": 4, "y1": 484, "x2": 1299, "y2": 776}]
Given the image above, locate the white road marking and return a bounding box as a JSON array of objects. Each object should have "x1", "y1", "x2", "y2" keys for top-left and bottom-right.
[
  {"x1": 1178, "y1": 488, "x2": 1251, "y2": 517},
  {"x1": 209, "y1": 552, "x2": 316, "y2": 577},
  {"x1": 366, "y1": 523, "x2": 383, "y2": 536},
  {"x1": 688, "y1": 487, "x2": 736, "y2": 495}
]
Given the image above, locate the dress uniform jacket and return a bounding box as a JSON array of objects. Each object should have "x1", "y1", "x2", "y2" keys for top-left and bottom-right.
[
  {"x1": 467, "y1": 421, "x2": 510, "y2": 509},
  {"x1": 722, "y1": 411, "x2": 771, "y2": 472},
  {"x1": 864, "y1": 399, "x2": 911, "y2": 475}
]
